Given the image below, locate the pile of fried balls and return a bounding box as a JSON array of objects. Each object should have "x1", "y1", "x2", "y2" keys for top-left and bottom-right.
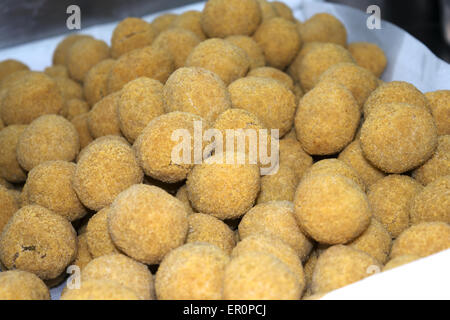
[{"x1": 0, "y1": 0, "x2": 448, "y2": 300}]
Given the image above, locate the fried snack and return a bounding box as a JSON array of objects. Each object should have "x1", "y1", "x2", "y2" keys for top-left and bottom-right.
[
  {"x1": 272, "y1": 1, "x2": 295, "y2": 21},
  {"x1": 61, "y1": 98, "x2": 89, "y2": 120},
  {"x1": 83, "y1": 59, "x2": 115, "y2": 106},
  {"x1": 248, "y1": 66, "x2": 294, "y2": 90},
  {"x1": 256, "y1": 165, "x2": 297, "y2": 203},
  {"x1": 87, "y1": 91, "x2": 122, "y2": 138},
  {"x1": 86, "y1": 207, "x2": 120, "y2": 258},
  {"x1": 151, "y1": 13, "x2": 178, "y2": 34},
  {"x1": 255, "y1": 0, "x2": 279, "y2": 21},
  {"x1": 44, "y1": 65, "x2": 68, "y2": 78},
  {"x1": 70, "y1": 113, "x2": 94, "y2": 149},
  {"x1": 299, "y1": 13, "x2": 347, "y2": 46},
  {"x1": 278, "y1": 138, "x2": 313, "y2": 181},
  {"x1": 425, "y1": 90, "x2": 450, "y2": 135},
  {"x1": 0, "y1": 270, "x2": 50, "y2": 300},
  {"x1": 348, "y1": 42, "x2": 387, "y2": 77},
  {"x1": 61, "y1": 279, "x2": 140, "y2": 300},
  {"x1": 287, "y1": 42, "x2": 322, "y2": 83},
  {"x1": 0, "y1": 125, "x2": 27, "y2": 182},
  {"x1": 0, "y1": 59, "x2": 29, "y2": 82},
  {"x1": 54, "y1": 76, "x2": 83, "y2": 100},
  {"x1": 52, "y1": 34, "x2": 93, "y2": 66},
  {"x1": 413, "y1": 135, "x2": 450, "y2": 185},
  {"x1": 72, "y1": 233, "x2": 92, "y2": 270},
  {"x1": 176, "y1": 185, "x2": 195, "y2": 215},
  {"x1": 0, "y1": 185, "x2": 19, "y2": 233},
  {"x1": 382, "y1": 255, "x2": 420, "y2": 271},
  {"x1": 225, "y1": 35, "x2": 265, "y2": 69},
  {"x1": 169, "y1": 11, "x2": 206, "y2": 40}
]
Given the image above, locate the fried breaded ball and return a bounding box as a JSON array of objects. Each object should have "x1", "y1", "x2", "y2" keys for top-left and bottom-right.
[
  {"x1": 382, "y1": 255, "x2": 420, "y2": 271},
  {"x1": 72, "y1": 233, "x2": 92, "y2": 270},
  {"x1": 318, "y1": 62, "x2": 379, "y2": 108},
  {"x1": 76, "y1": 135, "x2": 130, "y2": 161},
  {"x1": 338, "y1": 139, "x2": 386, "y2": 188},
  {"x1": 16, "y1": 115, "x2": 79, "y2": 171},
  {"x1": 0, "y1": 185, "x2": 19, "y2": 233},
  {"x1": 71, "y1": 113, "x2": 94, "y2": 149},
  {"x1": 186, "y1": 152, "x2": 260, "y2": 220},
  {"x1": 0, "y1": 205, "x2": 77, "y2": 280},
  {"x1": 107, "y1": 46, "x2": 174, "y2": 93},
  {"x1": 0, "y1": 270, "x2": 50, "y2": 300},
  {"x1": 311, "y1": 245, "x2": 381, "y2": 294},
  {"x1": 152, "y1": 28, "x2": 200, "y2": 69},
  {"x1": 201, "y1": 0, "x2": 262, "y2": 38},
  {"x1": 24, "y1": 161, "x2": 87, "y2": 221},
  {"x1": 1, "y1": 72, "x2": 63, "y2": 125},
  {"x1": 0, "y1": 118, "x2": 3, "y2": 130},
  {"x1": 52, "y1": 34, "x2": 93, "y2": 66},
  {"x1": 299, "y1": 13, "x2": 347, "y2": 47},
  {"x1": 118, "y1": 77, "x2": 164, "y2": 142},
  {"x1": 169, "y1": 10, "x2": 206, "y2": 40},
  {"x1": 111, "y1": 17, "x2": 157, "y2": 59},
  {"x1": 73, "y1": 137, "x2": 143, "y2": 210},
  {"x1": 348, "y1": 42, "x2": 387, "y2": 77},
  {"x1": 155, "y1": 242, "x2": 229, "y2": 300},
  {"x1": 295, "y1": 82, "x2": 360, "y2": 155},
  {"x1": 413, "y1": 135, "x2": 450, "y2": 185},
  {"x1": 410, "y1": 175, "x2": 450, "y2": 224},
  {"x1": 390, "y1": 222, "x2": 450, "y2": 258},
  {"x1": 187, "y1": 213, "x2": 236, "y2": 254},
  {"x1": 176, "y1": 185, "x2": 195, "y2": 214},
  {"x1": 44, "y1": 65, "x2": 68, "y2": 78},
  {"x1": 83, "y1": 59, "x2": 115, "y2": 106},
  {"x1": 298, "y1": 43, "x2": 354, "y2": 91},
  {"x1": 163, "y1": 67, "x2": 231, "y2": 123},
  {"x1": 364, "y1": 81, "x2": 429, "y2": 117},
  {"x1": 87, "y1": 91, "x2": 122, "y2": 138},
  {"x1": 223, "y1": 251, "x2": 302, "y2": 300},
  {"x1": 66, "y1": 38, "x2": 110, "y2": 82},
  {"x1": 61, "y1": 98, "x2": 89, "y2": 120},
  {"x1": 368, "y1": 174, "x2": 423, "y2": 238},
  {"x1": 253, "y1": 17, "x2": 301, "y2": 69},
  {"x1": 248, "y1": 66, "x2": 294, "y2": 90},
  {"x1": 255, "y1": 0, "x2": 279, "y2": 21},
  {"x1": 61, "y1": 279, "x2": 140, "y2": 300},
  {"x1": 287, "y1": 42, "x2": 322, "y2": 83},
  {"x1": 0, "y1": 60, "x2": 29, "y2": 82},
  {"x1": 82, "y1": 253, "x2": 154, "y2": 300},
  {"x1": 228, "y1": 76, "x2": 296, "y2": 136},
  {"x1": 152, "y1": 13, "x2": 177, "y2": 34},
  {"x1": 225, "y1": 35, "x2": 265, "y2": 70},
  {"x1": 256, "y1": 165, "x2": 297, "y2": 203},
  {"x1": 425, "y1": 90, "x2": 450, "y2": 135},
  {"x1": 85, "y1": 207, "x2": 119, "y2": 258},
  {"x1": 272, "y1": 1, "x2": 294, "y2": 21},
  {"x1": 54, "y1": 76, "x2": 83, "y2": 100},
  {"x1": 133, "y1": 112, "x2": 207, "y2": 183},
  {"x1": 303, "y1": 250, "x2": 319, "y2": 292},
  {"x1": 294, "y1": 174, "x2": 371, "y2": 244},
  {"x1": 186, "y1": 39, "x2": 250, "y2": 85},
  {"x1": 360, "y1": 103, "x2": 437, "y2": 173},
  {"x1": 239, "y1": 201, "x2": 313, "y2": 261},
  {"x1": 278, "y1": 138, "x2": 313, "y2": 180},
  {"x1": 0, "y1": 125, "x2": 27, "y2": 182}
]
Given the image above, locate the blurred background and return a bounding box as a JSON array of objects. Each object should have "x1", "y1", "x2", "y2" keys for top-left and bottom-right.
[{"x1": 0, "y1": 0, "x2": 449, "y2": 62}]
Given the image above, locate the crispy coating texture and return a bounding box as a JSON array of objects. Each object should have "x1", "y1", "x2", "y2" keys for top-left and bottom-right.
[
  {"x1": 108, "y1": 184, "x2": 188, "y2": 264},
  {"x1": 164, "y1": 67, "x2": 231, "y2": 123},
  {"x1": 0, "y1": 205, "x2": 77, "y2": 280},
  {"x1": 186, "y1": 39, "x2": 250, "y2": 85},
  {"x1": 257, "y1": 165, "x2": 297, "y2": 203},
  {"x1": 71, "y1": 113, "x2": 94, "y2": 149},
  {"x1": 425, "y1": 90, "x2": 450, "y2": 135},
  {"x1": 229, "y1": 76, "x2": 296, "y2": 136},
  {"x1": 348, "y1": 42, "x2": 387, "y2": 77},
  {"x1": 86, "y1": 207, "x2": 120, "y2": 258},
  {"x1": 67, "y1": 38, "x2": 110, "y2": 82},
  {"x1": 0, "y1": 185, "x2": 19, "y2": 234},
  {"x1": 54, "y1": 76, "x2": 83, "y2": 100},
  {"x1": 1, "y1": 72, "x2": 63, "y2": 125},
  {"x1": 338, "y1": 139, "x2": 386, "y2": 188},
  {"x1": 61, "y1": 279, "x2": 140, "y2": 300},
  {"x1": 152, "y1": 28, "x2": 200, "y2": 69},
  {"x1": 225, "y1": 35, "x2": 265, "y2": 70},
  {"x1": 44, "y1": 65, "x2": 68, "y2": 78},
  {"x1": 382, "y1": 255, "x2": 420, "y2": 271},
  {"x1": 368, "y1": 174, "x2": 423, "y2": 238},
  {"x1": 303, "y1": 250, "x2": 319, "y2": 293},
  {"x1": 390, "y1": 222, "x2": 450, "y2": 258},
  {"x1": 169, "y1": 11, "x2": 206, "y2": 40},
  {"x1": 413, "y1": 135, "x2": 450, "y2": 185},
  {"x1": 72, "y1": 233, "x2": 92, "y2": 270},
  {"x1": 364, "y1": 81, "x2": 429, "y2": 117},
  {"x1": 152, "y1": 13, "x2": 177, "y2": 34},
  {"x1": 224, "y1": 251, "x2": 301, "y2": 300},
  {"x1": 0, "y1": 270, "x2": 50, "y2": 300},
  {"x1": 278, "y1": 138, "x2": 313, "y2": 180},
  {"x1": 294, "y1": 174, "x2": 371, "y2": 244},
  {"x1": 0, "y1": 125, "x2": 27, "y2": 182},
  {"x1": 272, "y1": 1, "x2": 295, "y2": 21},
  {"x1": 201, "y1": 0, "x2": 262, "y2": 38},
  {"x1": 133, "y1": 112, "x2": 207, "y2": 183},
  {"x1": 111, "y1": 18, "x2": 157, "y2": 59},
  {"x1": 248, "y1": 66, "x2": 294, "y2": 90},
  {"x1": 311, "y1": 245, "x2": 381, "y2": 294},
  {"x1": 176, "y1": 185, "x2": 195, "y2": 214},
  {"x1": 155, "y1": 242, "x2": 229, "y2": 300},
  {"x1": 360, "y1": 103, "x2": 438, "y2": 173},
  {"x1": 61, "y1": 98, "x2": 89, "y2": 120},
  {"x1": 83, "y1": 59, "x2": 115, "y2": 106},
  {"x1": 239, "y1": 201, "x2": 313, "y2": 261},
  {"x1": 299, "y1": 13, "x2": 347, "y2": 46},
  {"x1": 256, "y1": 0, "x2": 279, "y2": 21},
  {"x1": 298, "y1": 43, "x2": 354, "y2": 91},
  {"x1": 17, "y1": 115, "x2": 80, "y2": 171},
  {"x1": 287, "y1": 42, "x2": 322, "y2": 83},
  {"x1": 186, "y1": 152, "x2": 260, "y2": 220},
  {"x1": 295, "y1": 82, "x2": 360, "y2": 155},
  {"x1": 253, "y1": 17, "x2": 301, "y2": 69},
  {"x1": 107, "y1": 46, "x2": 174, "y2": 93},
  {"x1": 52, "y1": 34, "x2": 93, "y2": 66},
  {"x1": 82, "y1": 253, "x2": 154, "y2": 300},
  {"x1": 87, "y1": 91, "x2": 122, "y2": 138},
  {"x1": 318, "y1": 62, "x2": 379, "y2": 108},
  {"x1": 24, "y1": 161, "x2": 87, "y2": 221},
  {"x1": 0, "y1": 60, "x2": 29, "y2": 82},
  {"x1": 347, "y1": 218, "x2": 392, "y2": 264},
  {"x1": 187, "y1": 213, "x2": 236, "y2": 254},
  {"x1": 118, "y1": 77, "x2": 164, "y2": 142},
  {"x1": 410, "y1": 175, "x2": 450, "y2": 224}
]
